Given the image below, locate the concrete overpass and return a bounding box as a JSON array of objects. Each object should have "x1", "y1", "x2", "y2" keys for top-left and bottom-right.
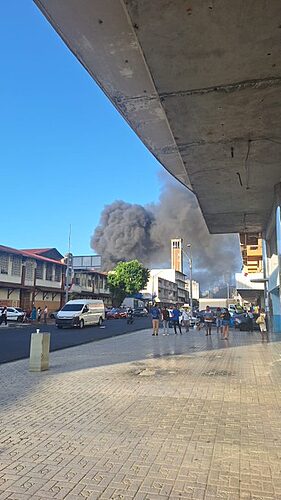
[{"x1": 34, "y1": 0, "x2": 281, "y2": 329}]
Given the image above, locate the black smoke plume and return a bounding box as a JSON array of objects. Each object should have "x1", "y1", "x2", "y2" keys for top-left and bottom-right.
[{"x1": 91, "y1": 174, "x2": 241, "y2": 290}]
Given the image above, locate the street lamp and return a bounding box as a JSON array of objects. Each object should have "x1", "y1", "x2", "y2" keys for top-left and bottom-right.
[
  {"x1": 182, "y1": 244, "x2": 193, "y2": 312},
  {"x1": 187, "y1": 244, "x2": 193, "y2": 312}
]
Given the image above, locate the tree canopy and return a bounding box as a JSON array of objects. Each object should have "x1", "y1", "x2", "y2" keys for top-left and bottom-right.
[{"x1": 108, "y1": 260, "x2": 150, "y2": 307}]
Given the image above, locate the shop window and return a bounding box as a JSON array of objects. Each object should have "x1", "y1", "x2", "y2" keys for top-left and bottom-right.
[
  {"x1": 36, "y1": 262, "x2": 44, "y2": 279},
  {"x1": 46, "y1": 264, "x2": 53, "y2": 281},
  {"x1": 0, "y1": 253, "x2": 9, "y2": 274},
  {"x1": 25, "y1": 261, "x2": 34, "y2": 281},
  {"x1": 11, "y1": 256, "x2": 21, "y2": 276},
  {"x1": 54, "y1": 266, "x2": 61, "y2": 282}
]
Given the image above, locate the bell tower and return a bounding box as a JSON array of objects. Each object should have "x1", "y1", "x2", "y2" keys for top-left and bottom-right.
[{"x1": 171, "y1": 238, "x2": 183, "y2": 273}]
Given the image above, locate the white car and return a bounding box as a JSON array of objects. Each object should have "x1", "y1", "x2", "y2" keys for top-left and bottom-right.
[{"x1": 0, "y1": 307, "x2": 25, "y2": 322}]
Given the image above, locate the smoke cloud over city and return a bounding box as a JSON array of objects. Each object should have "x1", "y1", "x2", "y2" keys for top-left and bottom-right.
[{"x1": 91, "y1": 173, "x2": 241, "y2": 289}]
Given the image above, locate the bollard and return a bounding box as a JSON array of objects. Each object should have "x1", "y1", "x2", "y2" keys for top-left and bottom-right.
[{"x1": 29, "y1": 329, "x2": 50, "y2": 372}]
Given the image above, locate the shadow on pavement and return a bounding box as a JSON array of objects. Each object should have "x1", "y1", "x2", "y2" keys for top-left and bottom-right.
[{"x1": 0, "y1": 327, "x2": 280, "y2": 410}]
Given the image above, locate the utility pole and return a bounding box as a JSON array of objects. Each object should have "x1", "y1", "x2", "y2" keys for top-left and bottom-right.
[
  {"x1": 182, "y1": 244, "x2": 193, "y2": 311},
  {"x1": 65, "y1": 225, "x2": 72, "y2": 303},
  {"x1": 186, "y1": 244, "x2": 193, "y2": 312}
]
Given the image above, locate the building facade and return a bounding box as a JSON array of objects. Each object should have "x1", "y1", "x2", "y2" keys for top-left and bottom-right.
[
  {"x1": 185, "y1": 279, "x2": 200, "y2": 301},
  {"x1": 0, "y1": 246, "x2": 65, "y2": 312},
  {"x1": 141, "y1": 268, "x2": 188, "y2": 306},
  {"x1": 240, "y1": 233, "x2": 263, "y2": 274},
  {"x1": 62, "y1": 254, "x2": 111, "y2": 306},
  {"x1": 69, "y1": 269, "x2": 111, "y2": 306},
  {"x1": 235, "y1": 272, "x2": 264, "y2": 307},
  {"x1": 171, "y1": 238, "x2": 183, "y2": 273},
  {"x1": 262, "y1": 185, "x2": 281, "y2": 332}
]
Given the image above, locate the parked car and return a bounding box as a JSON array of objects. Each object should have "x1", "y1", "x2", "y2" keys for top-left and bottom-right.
[
  {"x1": 189, "y1": 315, "x2": 198, "y2": 327},
  {"x1": 49, "y1": 309, "x2": 60, "y2": 319},
  {"x1": 133, "y1": 307, "x2": 148, "y2": 317},
  {"x1": 106, "y1": 308, "x2": 127, "y2": 319},
  {"x1": 0, "y1": 307, "x2": 25, "y2": 322},
  {"x1": 234, "y1": 313, "x2": 259, "y2": 331},
  {"x1": 56, "y1": 299, "x2": 105, "y2": 329}
]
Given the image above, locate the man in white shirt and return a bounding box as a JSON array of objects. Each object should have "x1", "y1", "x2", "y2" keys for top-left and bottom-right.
[{"x1": 182, "y1": 309, "x2": 190, "y2": 333}]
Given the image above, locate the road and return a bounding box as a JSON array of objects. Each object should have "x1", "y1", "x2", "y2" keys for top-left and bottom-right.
[{"x1": 0, "y1": 317, "x2": 151, "y2": 364}]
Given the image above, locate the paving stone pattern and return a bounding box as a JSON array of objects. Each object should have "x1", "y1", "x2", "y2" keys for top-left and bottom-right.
[{"x1": 1, "y1": 327, "x2": 281, "y2": 499}]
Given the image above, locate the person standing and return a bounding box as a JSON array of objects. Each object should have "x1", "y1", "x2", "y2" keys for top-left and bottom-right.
[
  {"x1": 150, "y1": 303, "x2": 161, "y2": 336},
  {"x1": 247, "y1": 308, "x2": 254, "y2": 332},
  {"x1": 162, "y1": 306, "x2": 170, "y2": 336},
  {"x1": 203, "y1": 306, "x2": 213, "y2": 336},
  {"x1": 0, "y1": 306, "x2": 8, "y2": 326},
  {"x1": 182, "y1": 309, "x2": 190, "y2": 333},
  {"x1": 222, "y1": 307, "x2": 231, "y2": 340},
  {"x1": 216, "y1": 307, "x2": 223, "y2": 335},
  {"x1": 257, "y1": 308, "x2": 267, "y2": 340},
  {"x1": 31, "y1": 305, "x2": 37, "y2": 322},
  {"x1": 172, "y1": 305, "x2": 182, "y2": 334},
  {"x1": 37, "y1": 307, "x2": 42, "y2": 323},
  {"x1": 43, "y1": 305, "x2": 48, "y2": 324},
  {"x1": 127, "y1": 307, "x2": 134, "y2": 324}
]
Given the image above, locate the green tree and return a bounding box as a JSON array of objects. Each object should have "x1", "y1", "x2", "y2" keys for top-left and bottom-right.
[{"x1": 108, "y1": 260, "x2": 150, "y2": 307}]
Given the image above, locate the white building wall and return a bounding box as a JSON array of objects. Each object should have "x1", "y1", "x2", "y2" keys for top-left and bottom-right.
[
  {"x1": 141, "y1": 268, "x2": 184, "y2": 304},
  {"x1": 185, "y1": 280, "x2": 200, "y2": 300},
  {"x1": 264, "y1": 187, "x2": 281, "y2": 333}
]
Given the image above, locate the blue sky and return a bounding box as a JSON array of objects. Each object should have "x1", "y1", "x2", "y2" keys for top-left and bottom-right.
[{"x1": 1, "y1": 1, "x2": 161, "y2": 256}]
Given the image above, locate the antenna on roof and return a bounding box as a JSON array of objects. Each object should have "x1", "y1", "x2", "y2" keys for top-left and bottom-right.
[{"x1": 68, "y1": 224, "x2": 71, "y2": 253}]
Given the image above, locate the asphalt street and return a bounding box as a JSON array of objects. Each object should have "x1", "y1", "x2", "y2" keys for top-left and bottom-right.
[{"x1": 0, "y1": 317, "x2": 151, "y2": 364}]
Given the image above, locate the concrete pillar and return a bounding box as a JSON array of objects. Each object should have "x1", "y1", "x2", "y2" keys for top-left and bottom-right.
[
  {"x1": 275, "y1": 204, "x2": 281, "y2": 331},
  {"x1": 29, "y1": 331, "x2": 50, "y2": 372},
  {"x1": 270, "y1": 183, "x2": 281, "y2": 332},
  {"x1": 265, "y1": 183, "x2": 281, "y2": 332},
  {"x1": 262, "y1": 238, "x2": 269, "y2": 311}
]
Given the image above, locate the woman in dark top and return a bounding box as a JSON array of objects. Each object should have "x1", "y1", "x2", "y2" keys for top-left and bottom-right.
[{"x1": 222, "y1": 308, "x2": 231, "y2": 340}]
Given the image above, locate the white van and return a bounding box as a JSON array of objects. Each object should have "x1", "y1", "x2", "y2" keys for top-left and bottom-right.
[{"x1": 56, "y1": 300, "x2": 105, "y2": 329}]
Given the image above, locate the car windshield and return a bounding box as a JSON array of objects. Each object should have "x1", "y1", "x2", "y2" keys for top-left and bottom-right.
[
  {"x1": 61, "y1": 304, "x2": 83, "y2": 312},
  {"x1": 15, "y1": 308, "x2": 23, "y2": 312}
]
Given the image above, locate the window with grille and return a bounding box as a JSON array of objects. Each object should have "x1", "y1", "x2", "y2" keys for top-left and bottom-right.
[
  {"x1": 54, "y1": 266, "x2": 61, "y2": 282},
  {"x1": 36, "y1": 262, "x2": 44, "y2": 279},
  {"x1": 46, "y1": 264, "x2": 53, "y2": 281},
  {"x1": 11, "y1": 256, "x2": 21, "y2": 276},
  {"x1": 25, "y1": 261, "x2": 34, "y2": 281},
  {"x1": 0, "y1": 253, "x2": 9, "y2": 274}
]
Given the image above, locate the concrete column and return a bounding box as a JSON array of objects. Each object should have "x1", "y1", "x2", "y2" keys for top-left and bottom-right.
[
  {"x1": 262, "y1": 238, "x2": 269, "y2": 311},
  {"x1": 272, "y1": 183, "x2": 281, "y2": 332},
  {"x1": 265, "y1": 183, "x2": 281, "y2": 332},
  {"x1": 275, "y1": 204, "x2": 281, "y2": 331}
]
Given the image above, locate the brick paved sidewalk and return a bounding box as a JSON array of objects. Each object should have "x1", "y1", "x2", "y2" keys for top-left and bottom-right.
[{"x1": 1, "y1": 327, "x2": 281, "y2": 499}]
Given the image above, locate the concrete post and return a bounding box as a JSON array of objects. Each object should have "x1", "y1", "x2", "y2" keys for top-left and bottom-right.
[
  {"x1": 29, "y1": 330, "x2": 50, "y2": 372},
  {"x1": 276, "y1": 205, "x2": 281, "y2": 331},
  {"x1": 262, "y1": 238, "x2": 270, "y2": 329},
  {"x1": 273, "y1": 183, "x2": 281, "y2": 332}
]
